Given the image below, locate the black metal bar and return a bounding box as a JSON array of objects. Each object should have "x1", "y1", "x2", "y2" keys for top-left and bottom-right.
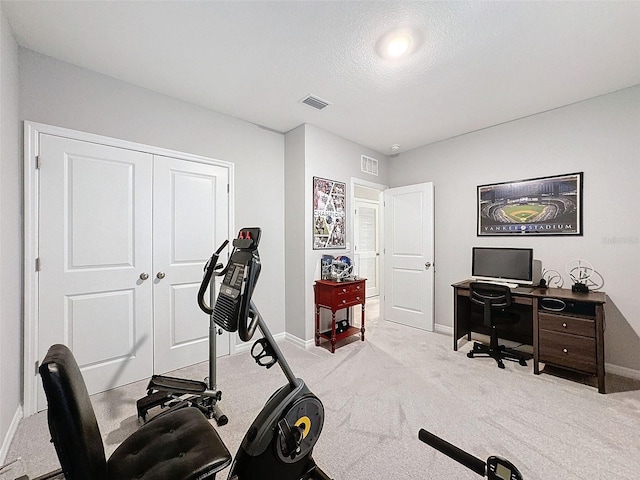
[
  {"x1": 308, "y1": 465, "x2": 333, "y2": 480},
  {"x1": 197, "y1": 239, "x2": 229, "y2": 315},
  {"x1": 418, "y1": 428, "x2": 486, "y2": 477},
  {"x1": 251, "y1": 300, "x2": 298, "y2": 387}
]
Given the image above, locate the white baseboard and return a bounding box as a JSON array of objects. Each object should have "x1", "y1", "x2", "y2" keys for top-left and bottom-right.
[
  {"x1": 233, "y1": 331, "x2": 288, "y2": 355},
  {"x1": 606, "y1": 362, "x2": 640, "y2": 381},
  {"x1": 0, "y1": 405, "x2": 23, "y2": 466},
  {"x1": 284, "y1": 333, "x2": 315, "y2": 349},
  {"x1": 434, "y1": 323, "x2": 453, "y2": 336}
]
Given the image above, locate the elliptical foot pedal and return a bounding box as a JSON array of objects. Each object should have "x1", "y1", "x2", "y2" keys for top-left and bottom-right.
[
  {"x1": 147, "y1": 375, "x2": 208, "y2": 394},
  {"x1": 137, "y1": 390, "x2": 171, "y2": 420}
]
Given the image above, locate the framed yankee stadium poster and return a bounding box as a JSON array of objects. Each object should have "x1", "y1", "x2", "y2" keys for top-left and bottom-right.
[
  {"x1": 477, "y1": 172, "x2": 583, "y2": 236},
  {"x1": 313, "y1": 176, "x2": 346, "y2": 249}
]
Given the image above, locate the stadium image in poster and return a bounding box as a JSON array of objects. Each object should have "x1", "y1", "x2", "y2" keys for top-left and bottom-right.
[{"x1": 478, "y1": 172, "x2": 583, "y2": 236}]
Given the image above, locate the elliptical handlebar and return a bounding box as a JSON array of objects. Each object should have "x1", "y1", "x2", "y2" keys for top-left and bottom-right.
[
  {"x1": 418, "y1": 428, "x2": 524, "y2": 480},
  {"x1": 197, "y1": 239, "x2": 230, "y2": 315},
  {"x1": 239, "y1": 306, "x2": 260, "y2": 342}
]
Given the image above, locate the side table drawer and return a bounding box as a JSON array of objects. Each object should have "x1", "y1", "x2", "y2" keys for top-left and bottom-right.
[
  {"x1": 334, "y1": 289, "x2": 364, "y2": 307},
  {"x1": 334, "y1": 295, "x2": 364, "y2": 308},
  {"x1": 332, "y1": 282, "x2": 365, "y2": 306},
  {"x1": 334, "y1": 282, "x2": 364, "y2": 297},
  {"x1": 539, "y1": 312, "x2": 595, "y2": 338},
  {"x1": 539, "y1": 329, "x2": 596, "y2": 374}
]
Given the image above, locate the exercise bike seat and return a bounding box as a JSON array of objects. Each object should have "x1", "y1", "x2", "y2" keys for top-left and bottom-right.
[
  {"x1": 108, "y1": 408, "x2": 231, "y2": 479},
  {"x1": 40, "y1": 344, "x2": 232, "y2": 480}
]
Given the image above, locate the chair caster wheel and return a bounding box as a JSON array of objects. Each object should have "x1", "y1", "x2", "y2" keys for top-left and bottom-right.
[
  {"x1": 467, "y1": 352, "x2": 474, "y2": 358},
  {"x1": 519, "y1": 360, "x2": 527, "y2": 367},
  {"x1": 498, "y1": 361, "x2": 505, "y2": 369}
]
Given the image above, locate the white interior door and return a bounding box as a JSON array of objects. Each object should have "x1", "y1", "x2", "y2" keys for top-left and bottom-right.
[
  {"x1": 383, "y1": 182, "x2": 434, "y2": 331},
  {"x1": 152, "y1": 155, "x2": 229, "y2": 374},
  {"x1": 37, "y1": 134, "x2": 154, "y2": 410},
  {"x1": 354, "y1": 199, "x2": 380, "y2": 297}
]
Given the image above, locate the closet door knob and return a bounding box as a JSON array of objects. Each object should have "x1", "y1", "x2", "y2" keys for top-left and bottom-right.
[
  {"x1": 156, "y1": 272, "x2": 166, "y2": 279},
  {"x1": 139, "y1": 272, "x2": 149, "y2": 281}
]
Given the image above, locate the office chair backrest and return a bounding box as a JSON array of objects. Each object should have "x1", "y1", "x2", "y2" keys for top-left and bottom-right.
[
  {"x1": 469, "y1": 282, "x2": 512, "y2": 326},
  {"x1": 39, "y1": 344, "x2": 108, "y2": 480}
]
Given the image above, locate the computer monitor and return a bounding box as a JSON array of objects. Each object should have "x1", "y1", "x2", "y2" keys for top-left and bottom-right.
[{"x1": 471, "y1": 247, "x2": 534, "y2": 286}]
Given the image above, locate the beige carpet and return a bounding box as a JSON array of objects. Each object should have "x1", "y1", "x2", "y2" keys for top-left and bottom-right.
[{"x1": 4, "y1": 298, "x2": 640, "y2": 480}]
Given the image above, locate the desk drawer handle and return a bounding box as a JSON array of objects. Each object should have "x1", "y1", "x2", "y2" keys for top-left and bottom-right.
[
  {"x1": 562, "y1": 322, "x2": 568, "y2": 329},
  {"x1": 356, "y1": 296, "x2": 360, "y2": 301},
  {"x1": 563, "y1": 348, "x2": 568, "y2": 354},
  {"x1": 342, "y1": 300, "x2": 346, "y2": 304},
  {"x1": 342, "y1": 288, "x2": 347, "y2": 293}
]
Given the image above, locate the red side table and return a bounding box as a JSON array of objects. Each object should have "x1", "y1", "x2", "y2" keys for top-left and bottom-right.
[{"x1": 314, "y1": 279, "x2": 366, "y2": 353}]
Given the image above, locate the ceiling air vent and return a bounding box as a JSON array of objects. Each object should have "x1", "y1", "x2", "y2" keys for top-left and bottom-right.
[
  {"x1": 361, "y1": 155, "x2": 379, "y2": 176},
  {"x1": 300, "y1": 94, "x2": 331, "y2": 110}
]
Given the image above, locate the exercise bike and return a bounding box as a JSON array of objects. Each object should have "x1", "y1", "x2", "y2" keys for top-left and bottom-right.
[
  {"x1": 136, "y1": 239, "x2": 230, "y2": 425},
  {"x1": 201, "y1": 227, "x2": 331, "y2": 480},
  {"x1": 418, "y1": 428, "x2": 524, "y2": 479}
]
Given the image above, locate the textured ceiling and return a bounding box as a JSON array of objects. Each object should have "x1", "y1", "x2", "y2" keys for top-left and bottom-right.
[{"x1": 3, "y1": 1, "x2": 640, "y2": 155}]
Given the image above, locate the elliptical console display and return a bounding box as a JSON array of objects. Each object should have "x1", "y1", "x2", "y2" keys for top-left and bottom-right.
[{"x1": 212, "y1": 227, "x2": 261, "y2": 338}]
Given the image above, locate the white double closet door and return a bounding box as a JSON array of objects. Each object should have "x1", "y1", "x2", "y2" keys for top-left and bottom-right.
[{"x1": 37, "y1": 134, "x2": 229, "y2": 411}]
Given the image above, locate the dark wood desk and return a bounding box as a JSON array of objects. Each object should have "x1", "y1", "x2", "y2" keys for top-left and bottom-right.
[
  {"x1": 453, "y1": 281, "x2": 607, "y2": 393},
  {"x1": 314, "y1": 279, "x2": 366, "y2": 353}
]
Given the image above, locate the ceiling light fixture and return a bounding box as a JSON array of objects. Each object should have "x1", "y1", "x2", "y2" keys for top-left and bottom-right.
[
  {"x1": 390, "y1": 144, "x2": 401, "y2": 152},
  {"x1": 386, "y1": 35, "x2": 412, "y2": 58},
  {"x1": 376, "y1": 27, "x2": 418, "y2": 60}
]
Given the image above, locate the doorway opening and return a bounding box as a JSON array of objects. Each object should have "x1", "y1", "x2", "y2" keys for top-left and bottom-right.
[{"x1": 352, "y1": 179, "x2": 386, "y2": 320}]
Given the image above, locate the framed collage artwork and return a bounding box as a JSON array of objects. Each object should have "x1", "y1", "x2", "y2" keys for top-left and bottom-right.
[{"x1": 313, "y1": 177, "x2": 346, "y2": 249}]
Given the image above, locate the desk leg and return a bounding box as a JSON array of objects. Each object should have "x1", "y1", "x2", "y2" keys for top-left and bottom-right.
[
  {"x1": 596, "y1": 306, "x2": 606, "y2": 394},
  {"x1": 315, "y1": 306, "x2": 320, "y2": 346},
  {"x1": 533, "y1": 298, "x2": 540, "y2": 375},
  {"x1": 361, "y1": 302, "x2": 365, "y2": 341},
  {"x1": 330, "y1": 311, "x2": 336, "y2": 353},
  {"x1": 453, "y1": 287, "x2": 459, "y2": 351}
]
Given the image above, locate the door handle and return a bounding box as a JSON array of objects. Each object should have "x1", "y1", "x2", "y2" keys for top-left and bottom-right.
[
  {"x1": 156, "y1": 272, "x2": 166, "y2": 280},
  {"x1": 424, "y1": 262, "x2": 432, "y2": 270},
  {"x1": 139, "y1": 272, "x2": 149, "y2": 281}
]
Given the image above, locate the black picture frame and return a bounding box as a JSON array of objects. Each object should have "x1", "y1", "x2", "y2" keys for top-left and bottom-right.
[
  {"x1": 477, "y1": 172, "x2": 583, "y2": 236},
  {"x1": 313, "y1": 176, "x2": 346, "y2": 249}
]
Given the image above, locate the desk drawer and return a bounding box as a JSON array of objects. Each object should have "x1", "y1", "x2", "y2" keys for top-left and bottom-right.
[
  {"x1": 539, "y1": 329, "x2": 596, "y2": 373},
  {"x1": 539, "y1": 312, "x2": 595, "y2": 338}
]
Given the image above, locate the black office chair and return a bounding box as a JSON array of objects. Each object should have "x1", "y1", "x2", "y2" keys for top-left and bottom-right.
[
  {"x1": 39, "y1": 344, "x2": 232, "y2": 480},
  {"x1": 466, "y1": 282, "x2": 528, "y2": 369}
]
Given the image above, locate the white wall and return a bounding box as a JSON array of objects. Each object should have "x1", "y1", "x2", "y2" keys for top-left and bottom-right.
[
  {"x1": 390, "y1": 86, "x2": 640, "y2": 373},
  {"x1": 301, "y1": 125, "x2": 390, "y2": 341},
  {"x1": 284, "y1": 125, "x2": 307, "y2": 340},
  {"x1": 18, "y1": 48, "x2": 287, "y2": 344},
  {"x1": 0, "y1": 4, "x2": 21, "y2": 462}
]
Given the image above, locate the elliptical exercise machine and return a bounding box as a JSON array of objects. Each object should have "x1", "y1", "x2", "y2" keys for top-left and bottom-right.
[
  {"x1": 194, "y1": 227, "x2": 331, "y2": 480},
  {"x1": 137, "y1": 240, "x2": 230, "y2": 425}
]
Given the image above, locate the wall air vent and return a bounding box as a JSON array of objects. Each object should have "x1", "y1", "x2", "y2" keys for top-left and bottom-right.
[
  {"x1": 300, "y1": 94, "x2": 331, "y2": 110},
  {"x1": 361, "y1": 155, "x2": 379, "y2": 176}
]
